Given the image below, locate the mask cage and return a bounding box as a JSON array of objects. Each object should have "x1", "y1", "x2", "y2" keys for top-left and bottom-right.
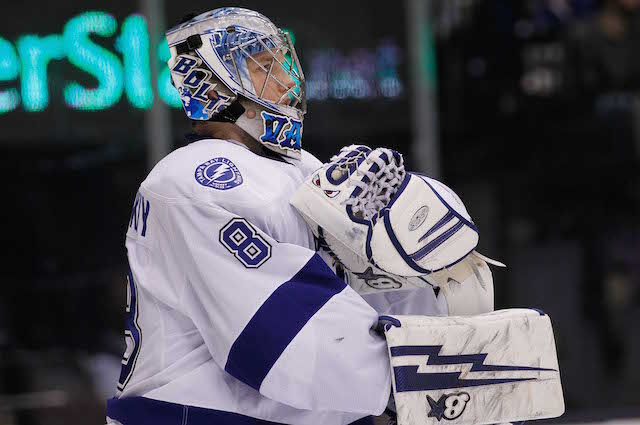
[{"x1": 212, "y1": 27, "x2": 306, "y2": 113}]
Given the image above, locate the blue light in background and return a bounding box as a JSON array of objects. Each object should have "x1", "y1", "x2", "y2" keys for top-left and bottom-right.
[
  {"x1": 0, "y1": 37, "x2": 20, "y2": 113},
  {"x1": 63, "y1": 11, "x2": 124, "y2": 110},
  {"x1": 157, "y1": 40, "x2": 181, "y2": 109},
  {"x1": 16, "y1": 35, "x2": 65, "y2": 112},
  {"x1": 377, "y1": 40, "x2": 404, "y2": 98},
  {"x1": 1, "y1": 12, "x2": 403, "y2": 114},
  {"x1": 305, "y1": 40, "x2": 403, "y2": 101},
  {"x1": 116, "y1": 15, "x2": 153, "y2": 109}
]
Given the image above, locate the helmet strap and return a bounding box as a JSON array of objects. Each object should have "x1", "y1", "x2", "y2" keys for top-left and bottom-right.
[{"x1": 210, "y1": 99, "x2": 245, "y2": 123}]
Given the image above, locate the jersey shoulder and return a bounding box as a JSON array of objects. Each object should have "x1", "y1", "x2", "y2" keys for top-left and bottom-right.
[
  {"x1": 140, "y1": 139, "x2": 257, "y2": 202},
  {"x1": 295, "y1": 149, "x2": 323, "y2": 178},
  {"x1": 140, "y1": 139, "x2": 307, "y2": 210}
]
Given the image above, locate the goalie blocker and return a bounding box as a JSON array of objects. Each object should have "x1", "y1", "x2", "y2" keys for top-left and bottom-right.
[{"x1": 380, "y1": 309, "x2": 565, "y2": 425}]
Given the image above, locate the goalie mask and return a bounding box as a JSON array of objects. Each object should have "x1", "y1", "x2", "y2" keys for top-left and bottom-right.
[{"x1": 166, "y1": 8, "x2": 305, "y2": 159}]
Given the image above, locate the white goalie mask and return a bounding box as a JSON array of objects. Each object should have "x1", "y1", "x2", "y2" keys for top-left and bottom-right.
[{"x1": 166, "y1": 8, "x2": 306, "y2": 159}]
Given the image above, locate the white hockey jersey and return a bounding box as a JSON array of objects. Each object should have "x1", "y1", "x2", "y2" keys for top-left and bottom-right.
[{"x1": 107, "y1": 139, "x2": 394, "y2": 425}]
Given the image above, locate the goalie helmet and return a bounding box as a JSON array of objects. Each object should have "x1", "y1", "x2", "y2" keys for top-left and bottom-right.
[{"x1": 166, "y1": 8, "x2": 305, "y2": 159}]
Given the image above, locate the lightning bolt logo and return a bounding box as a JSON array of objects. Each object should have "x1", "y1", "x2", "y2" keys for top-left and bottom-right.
[
  {"x1": 391, "y1": 345, "x2": 556, "y2": 393},
  {"x1": 209, "y1": 163, "x2": 230, "y2": 182},
  {"x1": 195, "y1": 157, "x2": 243, "y2": 191}
]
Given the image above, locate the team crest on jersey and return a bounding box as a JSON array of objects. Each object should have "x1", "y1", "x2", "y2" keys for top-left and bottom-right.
[
  {"x1": 260, "y1": 111, "x2": 303, "y2": 152},
  {"x1": 195, "y1": 157, "x2": 243, "y2": 190}
]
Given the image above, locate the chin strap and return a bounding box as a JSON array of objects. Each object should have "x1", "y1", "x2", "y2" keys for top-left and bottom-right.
[{"x1": 210, "y1": 99, "x2": 246, "y2": 123}]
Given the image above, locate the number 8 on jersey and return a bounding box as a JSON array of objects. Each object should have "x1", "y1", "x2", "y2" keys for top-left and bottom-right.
[{"x1": 219, "y1": 218, "x2": 272, "y2": 268}]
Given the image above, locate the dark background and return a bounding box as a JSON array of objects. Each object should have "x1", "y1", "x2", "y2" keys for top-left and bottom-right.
[{"x1": 0, "y1": 1, "x2": 638, "y2": 424}]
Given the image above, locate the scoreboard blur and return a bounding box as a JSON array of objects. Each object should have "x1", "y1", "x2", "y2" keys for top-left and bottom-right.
[{"x1": 0, "y1": 1, "x2": 409, "y2": 146}]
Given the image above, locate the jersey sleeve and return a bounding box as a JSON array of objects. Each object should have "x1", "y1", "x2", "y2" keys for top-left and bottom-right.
[{"x1": 164, "y1": 199, "x2": 391, "y2": 415}]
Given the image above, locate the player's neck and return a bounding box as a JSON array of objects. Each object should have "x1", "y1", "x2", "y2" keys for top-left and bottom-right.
[{"x1": 195, "y1": 121, "x2": 263, "y2": 154}]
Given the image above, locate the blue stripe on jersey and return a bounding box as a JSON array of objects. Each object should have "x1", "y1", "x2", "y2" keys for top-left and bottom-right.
[
  {"x1": 225, "y1": 253, "x2": 347, "y2": 391},
  {"x1": 107, "y1": 396, "x2": 284, "y2": 424},
  {"x1": 107, "y1": 397, "x2": 373, "y2": 425}
]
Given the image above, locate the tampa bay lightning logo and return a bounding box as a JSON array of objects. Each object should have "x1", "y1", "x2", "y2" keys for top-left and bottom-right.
[{"x1": 195, "y1": 157, "x2": 243, "y2": 190}]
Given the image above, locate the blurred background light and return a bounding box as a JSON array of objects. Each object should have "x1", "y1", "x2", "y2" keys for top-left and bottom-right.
[
  {"x1": 156, "y1": 39, "x2": 181, "y2": 109},
  {"x1": 63, "y1": 11, "x2": 123, "y2": 111},
  {"x1": 0, "y1": 37, "x2": 20, "y2": 113},
  {"x1": 16, "y1": 34, "x2": 65, "y2": 112},
  {"x1": 116, "y1": 14, "x2": 154, "y2": 110}
]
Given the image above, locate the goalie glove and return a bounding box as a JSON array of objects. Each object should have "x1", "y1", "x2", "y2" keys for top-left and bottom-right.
[{"x1": 291, "y1": 145, "x2": 503, "y2": 279}]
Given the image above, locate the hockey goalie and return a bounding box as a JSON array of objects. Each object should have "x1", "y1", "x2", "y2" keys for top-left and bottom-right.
[
  {"x1": 107, "y1": 8, "x2": 563, "y2": 425},
  {"x1": 291, "y1": 145, "x2": 565, "y2": 425}
]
